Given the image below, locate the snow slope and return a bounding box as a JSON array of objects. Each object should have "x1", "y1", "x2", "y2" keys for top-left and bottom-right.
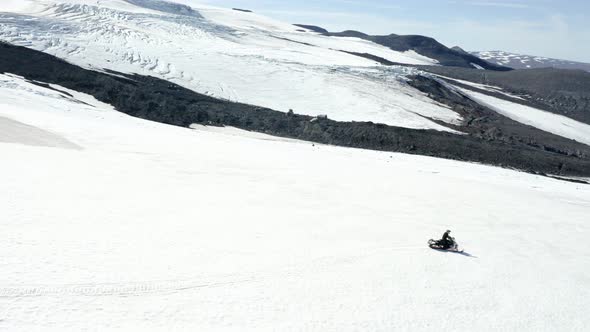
[
  {"x1": 0, "y1": 0, "x2": 460, "y2": 132},
  {"x1": 458, "y1": 87, "x2": 590, "y2": 146},
  {"x1": 0, "y1": 115, "x2": 79, "y2": 149},
  {"x1": 1, "y1": 68, "x2": 590, "y2": 331},
  {"x1": 433, "y1": 74, "x2": 527, "y2": 101}
]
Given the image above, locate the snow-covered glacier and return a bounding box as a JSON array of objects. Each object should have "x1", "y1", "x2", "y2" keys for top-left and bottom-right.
[{"x1": 0, "y1": 0, "x2": 461, "y2": 131}]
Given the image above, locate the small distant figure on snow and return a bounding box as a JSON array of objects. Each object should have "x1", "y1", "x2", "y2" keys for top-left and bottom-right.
[{"x1": 428, "y1": 229, "x2": 462, "y2": 252}]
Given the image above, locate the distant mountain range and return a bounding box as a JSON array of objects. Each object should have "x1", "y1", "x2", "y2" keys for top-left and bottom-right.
[
  {"x1": 472, "y1": 51, "x2": 590, "y2": 72},
  {"x1": 295, "y1": 25, "x2": 509, "y2": 71}
]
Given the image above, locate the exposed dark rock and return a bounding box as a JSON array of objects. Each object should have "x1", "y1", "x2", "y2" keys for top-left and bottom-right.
[
  {"x1": 408, "y1": 75, "x2": 590, "y2": 161},
  {"x1": 293, "y1": 24, "x2": 329, "y2": 34},
  {"x1": 294, "y1": 25, "x2": 510, "y2": 71},
  {"x1": 232, "y1": 8, "x2": 252, "y2": 13},
  {"x1": 451, "y1": 46, "x2": 470, "y2": 55},
  {"x1": 340, "y1": 51, "x2": 399, "y2": 66},
  {"x1": 420, "y1": 65, "x2": 590, "y2": 124}
]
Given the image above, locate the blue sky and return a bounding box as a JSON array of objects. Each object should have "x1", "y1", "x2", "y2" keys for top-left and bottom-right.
[{"x1": 197, "y1": 0, "x2": 590, "y2": 62}]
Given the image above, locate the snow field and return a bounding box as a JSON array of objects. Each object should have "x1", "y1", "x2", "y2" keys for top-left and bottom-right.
[{"x1": 1, "y1": 72, "x2": 589, "y2": 331}]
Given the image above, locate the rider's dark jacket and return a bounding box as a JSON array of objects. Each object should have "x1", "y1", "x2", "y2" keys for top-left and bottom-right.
[{"x1": 442, "y1": 231, "x2": 451, "y2": 241}]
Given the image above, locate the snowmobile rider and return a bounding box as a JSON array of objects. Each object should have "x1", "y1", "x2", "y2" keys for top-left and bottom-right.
[{"x1": 441, "y1": 230, "x2": 453, "y2": 249}]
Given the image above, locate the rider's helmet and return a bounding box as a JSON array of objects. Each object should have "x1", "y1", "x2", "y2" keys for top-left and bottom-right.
[{"x1": 446, "y1": 230, "x2": 451, "y2": 233}]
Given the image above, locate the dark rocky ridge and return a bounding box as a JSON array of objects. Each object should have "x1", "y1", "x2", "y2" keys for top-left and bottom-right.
[
  {"x1": 451, "y1": 46, "x2": 470, "y2": 55},
  {"x1": 294, "y1": 24, "x2": 510, "y2": 71},
  {"x1": 232, "y1": 8, "x2": 252, "y2": 13},
  {"x1": 419, "y1": 65, "x2": 590, "y2": 125},
  {"x1": 2, "y1": 42, "x2": 590, "y2": 178},
  {"x1": 294, "y1": 24, "x2": 329, "y2": 34},
  {"x1": 408, "y1": 76, "x2": 589, "y2": 161}
]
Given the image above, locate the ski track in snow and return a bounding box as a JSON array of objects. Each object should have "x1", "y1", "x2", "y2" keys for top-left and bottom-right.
[
  {"x1": 0, "y1": 0, "x2": 461, "y2": 132},
  {"x1": 1, "y1": 67, "x2": 590, "y2": 331}
]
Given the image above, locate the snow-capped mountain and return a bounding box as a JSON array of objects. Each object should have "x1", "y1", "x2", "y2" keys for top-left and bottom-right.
[
  {"x1": 473, "y1": 50, "x2": 590, "y2": 71},
  {"x1": 0, "y1": 0, "x2": 461, "y2": 132}
]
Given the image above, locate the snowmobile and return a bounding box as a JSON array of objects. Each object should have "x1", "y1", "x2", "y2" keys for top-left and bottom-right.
[{"x1": 428, "y1": 237, "x2": 462, "y2": 252}]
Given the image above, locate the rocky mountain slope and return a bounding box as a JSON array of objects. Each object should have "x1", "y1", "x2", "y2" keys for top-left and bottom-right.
[
  {"x1": 295, "y1": 25, "x2": 509, "y2": 71},
  {"x1": 421, "y1": 65, "x2": 590, "y2": 125}
]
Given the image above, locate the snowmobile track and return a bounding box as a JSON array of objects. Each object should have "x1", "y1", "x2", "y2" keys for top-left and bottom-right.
[{"x1": 0, "y1": 276, "x2": 256, "y2": 298}]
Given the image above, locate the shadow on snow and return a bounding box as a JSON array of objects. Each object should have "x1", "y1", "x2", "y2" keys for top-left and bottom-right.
[{"x1": 430, "y1": 248, "x2": 477, "y2": 258}]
